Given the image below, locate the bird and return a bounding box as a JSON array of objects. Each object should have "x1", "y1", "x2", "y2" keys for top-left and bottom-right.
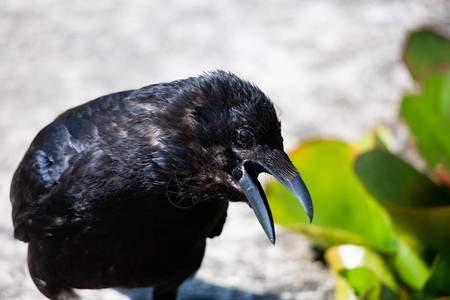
[{"x1": 10, "y1": 70, "x2": 313, "y2": 300}]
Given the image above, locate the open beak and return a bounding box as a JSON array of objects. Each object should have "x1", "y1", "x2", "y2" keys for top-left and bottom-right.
[{"x1": 237, "y1": 149, "x2": 313, "y2": 244}]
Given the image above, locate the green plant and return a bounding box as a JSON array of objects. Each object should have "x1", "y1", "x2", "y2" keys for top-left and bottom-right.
[{"x1": 266, "y1": 29, "x2": 450, "y2": 299}]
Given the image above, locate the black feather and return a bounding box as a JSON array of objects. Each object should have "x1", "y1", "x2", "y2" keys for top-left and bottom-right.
[{"x1": 10, "y1": 70, "x2": 286, "y2": 299}]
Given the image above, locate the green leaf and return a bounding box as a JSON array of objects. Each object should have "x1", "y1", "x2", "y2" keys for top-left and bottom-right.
[
  {"x1": 325, "y1": 245, "x2": 399, "y2": 294},
  {"x1": 357, "y1": 286, "x2": 380, "y2": 300},
  {"x1": 355, "y1": 126, "x2": 391, "y2": 153},
  {"x1": 340, "y1": 268, "x2": 379, "y2": 296},
  {"x1": 334, "y1": 273, "x2": 359, "y2": 300},
  {"x1": 403, "y1": 30, "x2": 450, "y2": 84},
  {"x1": 266, "y1": 140, "x2": 397, "y2": 252},
  {"x1": 354, "y1": 150, "x2": 450, "y2": 252},
  {"x1": 354, "y1": 150, "x2": 449, "y2": 208},
  {"x1": 394, "y1": 240, "x2": 430, "y2": 291},
  {"x1": 400, "y1": 75, "x2": 450, "y2": 170},
  {"x1": 424, "y1": 246, "x2": 450, "y2": 298},
  {"x1": 289, "y1": 224, "x2": 370, "y2": 250}
]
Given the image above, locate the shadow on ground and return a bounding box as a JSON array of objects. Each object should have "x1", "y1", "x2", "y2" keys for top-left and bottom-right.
[{"x1": 115, "y1": 278, "x2": 282, "y2": 300}]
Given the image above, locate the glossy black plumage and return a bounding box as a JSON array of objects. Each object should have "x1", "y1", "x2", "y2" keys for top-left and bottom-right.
[{"x1": 11, "y1": 71, "x2": 312, "y2": 300}]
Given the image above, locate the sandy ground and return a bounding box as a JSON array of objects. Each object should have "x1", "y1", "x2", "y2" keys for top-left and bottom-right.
[{"x1": 1, "y1": 0, "x2": 449, "y2": 299}]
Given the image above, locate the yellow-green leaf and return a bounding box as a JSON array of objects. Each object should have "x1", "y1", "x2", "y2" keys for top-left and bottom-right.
[
  {"x1": 394, "y1": 240, "x2": 430, "y2": 291},
  {"x1": 266, "y1": 140, "x2": 397, "y2": 252}
]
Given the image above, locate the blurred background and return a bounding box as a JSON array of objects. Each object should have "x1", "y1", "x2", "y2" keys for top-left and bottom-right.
[{"x1": 1, "y1": 0, "x2": 449, "y2": 299}]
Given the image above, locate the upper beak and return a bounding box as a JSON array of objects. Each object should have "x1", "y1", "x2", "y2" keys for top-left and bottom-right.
[{"x1": 237, "y1": 149, "x2": 313, "y2": 244}]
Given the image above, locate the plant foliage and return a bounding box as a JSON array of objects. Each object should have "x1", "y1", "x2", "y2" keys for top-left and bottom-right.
[{"x1": 266, "y1": 29, "x2": 450, "y2": 299}]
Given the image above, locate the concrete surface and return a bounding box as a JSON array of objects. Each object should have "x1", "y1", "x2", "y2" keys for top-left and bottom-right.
[{"x1": 1, "y1": 0, "x2": 449, "y2": 299}]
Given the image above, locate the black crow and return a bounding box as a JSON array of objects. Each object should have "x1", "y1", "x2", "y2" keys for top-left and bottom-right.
[{"x1": 10, "y1": 71, "x2": 313, "y2": 300}]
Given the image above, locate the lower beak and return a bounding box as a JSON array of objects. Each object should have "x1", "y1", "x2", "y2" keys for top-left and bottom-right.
[{"x1": 238, "y1": 149, "x2": 313, "y2": 244}]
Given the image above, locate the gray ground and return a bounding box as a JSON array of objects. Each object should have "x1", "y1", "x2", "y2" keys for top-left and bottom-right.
[{"x1": 1, "y1": 1, "x2": 449, "y2": 299}]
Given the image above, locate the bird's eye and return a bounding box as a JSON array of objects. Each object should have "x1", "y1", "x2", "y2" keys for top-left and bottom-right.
[{"x1": 237, "y1": 129, "x2": 254, "y2": 146}]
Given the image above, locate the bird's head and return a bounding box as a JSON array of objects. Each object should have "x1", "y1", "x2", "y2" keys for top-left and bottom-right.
[
  {"x1": 188, "y1": 71, "x2": 313, "y2": 243},
  {"x1": 139, "y1": 71, "x2": 313, "y2": 243}
]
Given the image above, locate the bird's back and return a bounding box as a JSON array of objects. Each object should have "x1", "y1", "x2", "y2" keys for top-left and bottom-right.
[{"x1": 10, "y1": 90, "x2": 133, "y2": 241}]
